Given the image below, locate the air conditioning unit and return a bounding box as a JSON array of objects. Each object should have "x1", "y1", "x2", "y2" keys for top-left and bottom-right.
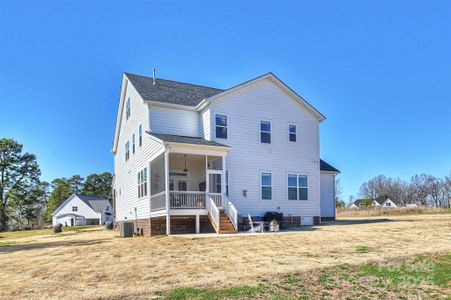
[{"x1": 120, "y1": 222, "x2": 134, "y2": 237}]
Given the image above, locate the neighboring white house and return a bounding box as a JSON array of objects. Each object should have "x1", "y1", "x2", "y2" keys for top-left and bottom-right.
[
  {"x1": 112, "y1": 72, "x2": 340, "y2": 236},
  {"x1": 52, "y1": 194, "x2": 113, "y2": 226},
  {"x1": 349, "y1": 198, "x2": 397, "y2": 209}
]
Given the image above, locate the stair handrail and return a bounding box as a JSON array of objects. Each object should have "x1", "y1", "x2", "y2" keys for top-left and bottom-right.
[
  {"x1": 206, "y1": 196, "x2": 220, "y2": 233},
  {"x1": 223, "y1": 194, "x2": 238, "y2": 231}
]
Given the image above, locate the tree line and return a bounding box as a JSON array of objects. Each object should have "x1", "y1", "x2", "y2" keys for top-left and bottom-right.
[
  {"x1": 0, "y1": 138, "x2": 112, "y2": 231},
  {"x1": 358, "y1": 173, "x2": 451, "y2": 207}
]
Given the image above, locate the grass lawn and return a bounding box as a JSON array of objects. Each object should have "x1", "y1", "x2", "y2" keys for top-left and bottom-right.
[
  {"x1": 0, "y1": 226, "x2": 98, "y2": 240},
  {"x1": 0, "y1": 214, "x2": 450, "y2": 299}
]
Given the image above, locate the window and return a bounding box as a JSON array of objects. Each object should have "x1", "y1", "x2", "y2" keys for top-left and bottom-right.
[
  {"x1": 288, "y1": 174, "x2": 308, "y2": 200},
  {"x1": 125, "y1": 141, "x2": 130, "y2": 161},
  {"x1": 289, "y1": 124, "x2": 297, "y2": 142},
  {"x1": 126, "y1": 97, "x2": 131, "y2": 120},
  {"x1": 225, "y1": 170, "x2": 229, "y2": 197},
  {"x1": 138, "y1": 124, "x2": 143, "y2": 147},
  {"x1": 261, "y1": 172, "x2": 272, "y2": 200},
  {"x1": 138, "y1": 168, "x2": 148, "y2": 198},
  {"x1": 260, "y1": 121, "x2": 271, "y2": 143},
  {"x1": 215, "y1": 114, "x2": 227, "y2": 139},
  {"x1": 132, "y1": 133, "x2": 136, "y2": 154},
  {"x1": 72, "y1": 206, "x2": 78, "y2": 212}
]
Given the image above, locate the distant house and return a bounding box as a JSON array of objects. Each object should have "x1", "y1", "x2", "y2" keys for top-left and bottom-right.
[
  {"x1": 349, "y1": 198, "x2": 397, "y2": 209},
  {"x1": 52, "y1": 194, "x2": 113, "y2": 226}
]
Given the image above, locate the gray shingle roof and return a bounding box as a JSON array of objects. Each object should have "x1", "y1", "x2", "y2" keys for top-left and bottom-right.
[
  {"x1": 320, "y1": 159, "x2": 340, "y2": 173},
  {"x1": 148, "y1": 132, "x2": 229, "y2": 147},
  {"x1": 76, "y1": 194, "x2": 111, "y2": 213},
  {"x1": 124, "y1": 72, "x2": 224, "y2": 106}
]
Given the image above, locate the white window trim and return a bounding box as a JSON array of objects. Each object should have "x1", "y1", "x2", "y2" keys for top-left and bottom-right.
[
  {"x1": 259, "y1": 120, "x2": 272, "y2": 144},
  {"x1": 214, "y1": 113, "x2": 229, "y2": 140},
  {"x1": 138, "y1": 124, "x2": 143, "y2": 147},
  {"x1": 260, "y1": 171, "x2": 273, "y2": 201},
  {"x1": 125, "y1": 141, "x2": 130, "y2": 161},
  {"x1": 126, "y1": 97, "x2": 131, "y2": 120},
  {"x1": 286, "y1": 173, "x2": 309, "y2": 201},
  {"x1": 288, "y1": 123, "x2": 297, "y2": 142}
]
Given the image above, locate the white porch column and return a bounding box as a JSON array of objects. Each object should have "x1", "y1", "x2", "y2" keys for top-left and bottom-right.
[
  {"x1": 222, "y1": 155, "x2": 226, "y2": 200},
  {"x1": 205, "y1": 155, "x2": 209, "y2": 197},
  {"x1": 165, "y1": 147, "x2": 170, "y2": 235},
  {"x1": 195, "y1": 214, "x2": 200, "y2": 233}
]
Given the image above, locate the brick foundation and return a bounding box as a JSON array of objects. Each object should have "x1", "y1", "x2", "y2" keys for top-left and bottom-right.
[
  {"x1": 117, "y1": 215, "x2": 215, "y2": 237},
  {"x1": 314, "y1": 216, "x2": 321, "y2": 225},
  {"x1": 283, "y1": 216, "x2": 301, "y2": 228},
  {"x1": 321, "y1": 216, "x2": 335, "y2": 221}
]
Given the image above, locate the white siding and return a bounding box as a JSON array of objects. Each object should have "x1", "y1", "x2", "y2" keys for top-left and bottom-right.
[
  {"x1": 320, "y1": 173, "x2": 336, "y2": 218},
  {"x1": 209, "y1": 78, "x2": 321, "y2": 217},
  {"x1": 52, "y1": 196, "x2": 101, "y2": 226},
  {"x1": 200, "y1": 107, "x2": 211, "y2": 140},
  {"x1": 113, "y1": 80, "x2": 165, "y2": 222},
  {"x1": 150, "y1": 106, "x2": 200, "y2": 137}
]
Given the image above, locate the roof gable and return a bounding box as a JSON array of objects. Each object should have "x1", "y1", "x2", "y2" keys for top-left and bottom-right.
[{"x1": 206, "y1": 73, "x2": 326, "y2": 122}]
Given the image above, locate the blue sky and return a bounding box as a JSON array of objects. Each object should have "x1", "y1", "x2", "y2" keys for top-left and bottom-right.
[{"x1": 1, "y1": 1, "x2": 450, "y2": 200}]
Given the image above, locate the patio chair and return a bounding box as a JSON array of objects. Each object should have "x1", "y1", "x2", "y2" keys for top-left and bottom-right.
[{"x1": 247, "y1": 214, "x2": 265, "y2": 233}]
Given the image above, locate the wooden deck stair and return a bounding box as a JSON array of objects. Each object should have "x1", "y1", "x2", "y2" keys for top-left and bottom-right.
[
  {"x1": 209, "y1": 210, "x2": 238, "y2": 234},
  {"x1": 219, "y1": 211, "x2": 237, "y2": 234}
]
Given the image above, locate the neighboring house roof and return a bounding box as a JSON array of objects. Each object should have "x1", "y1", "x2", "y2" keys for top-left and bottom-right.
[
  {"x1": 320, "y1": 159, "x2": 340, "y2": 173},
  {"x1": 51, "y1": 194, "x2": 110, "y2": 216},
  {"x1": 124, "y1": 72, "x2": 224, "y2": 106},
  {"x1": 148, "y1": 132, "x2": 229, "y2": 148},
  {"x1": 353, "y1": 199, "x2": 375, "y2": 206},
  {"x1": 76, "y1": 194, "x2": 111, "y2": 213}
]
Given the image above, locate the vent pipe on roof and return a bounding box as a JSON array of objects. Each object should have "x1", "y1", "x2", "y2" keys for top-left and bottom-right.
[{"x1": 152, "y1": 69, "x2": 156, "y2": 85}]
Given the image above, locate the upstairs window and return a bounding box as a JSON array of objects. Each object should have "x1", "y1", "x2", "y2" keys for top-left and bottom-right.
[
  {"x1": 215, "y1": 114, "x2": 227, "y2": 139},
  {"x1": 72, "y1": 206, "x2": 78, "y2": 212},
  {"x1": 260, "y1": 121, "x2": 271, "y2": 144},
  {"x1": 132, "y1": 133, "x2": 136, "y2": 154},
  {"x1": 138, "y1": 124, "x2": 143, "y2": 147},
  {"x1": 126, "y1": 97, "x2": 131, "y2": 120},
  {"x1": 289, "y1": 124, "x2": 297, "y2": 142},
  {"x1": 261, "y1": 172, "x2": 272, "y2": 200},
  {"x1": 138, "y1": 168, "x2": 148, "y2": 198},
  {"x1": 125, "y1": 141, "x2": 130, "y2": 161},
  {"x1": 288, "y1": 174, "x2": 308, "y2": 200}
]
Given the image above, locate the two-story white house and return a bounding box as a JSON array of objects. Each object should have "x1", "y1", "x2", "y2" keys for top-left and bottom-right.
[{"x1": 112, "y1": 72, "x2": 340, "y2": 236}]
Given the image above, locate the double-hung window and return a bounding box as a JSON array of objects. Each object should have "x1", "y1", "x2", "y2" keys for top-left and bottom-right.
[
  {"x1": 138, "y1": 168, "x2": 148, "y2": 198},
  {"x1": 260, "y1": 121, "x2": 271, "y2": 143},
  {"x1": 125, "y1": 141, "x2": 130, "y2": 161},
  {"x1": 215, "y1": 114, "x2": 227, "y2": 139},
  {"x1": 288, "y1": 174, "x2": 308, "y2": 200},
  {"x1": 289, "y1": 124, "x2": 297, "y2": 142},
  {"x1": 138, "y1": 124, "x2": 143, "y2": 147},
  {"x1": 126, "y1": 97, "x2": 131, "y2": 120},
  {"x1": 132, "y1": 133, "x2": 136, "y2": 154},
  {"x1": 261, "y1": 172, "x2": 272, "y2": 200}
]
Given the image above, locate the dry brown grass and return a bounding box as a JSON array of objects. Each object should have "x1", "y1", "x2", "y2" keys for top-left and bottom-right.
[
  {"x1": 0, "y1": 214, "x2": 450, "y2": 299},
  {"x1": 337, "y1": 206, "x2": 451, "y2": 218}
]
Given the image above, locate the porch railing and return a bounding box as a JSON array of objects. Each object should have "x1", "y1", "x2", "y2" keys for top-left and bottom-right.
[
  {"x1": 206, "y1": 196, "x2": 220, "y2": 233},
  {"x1": 223, "y1": 195, "x2": 238, "y2": 230},
  {"x1": 209, "y1": 193, "x2": 223, "y2": 208},
  {"x1": 150, "y1": 191, "x2": 166, "y2": 211},
  {"x1": 170, "y1": 191, "x2": 206, "y2": 209}
]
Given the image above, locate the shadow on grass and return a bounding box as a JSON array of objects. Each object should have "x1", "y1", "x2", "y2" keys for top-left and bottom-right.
[
  {"x1": 321, "y1": 218, "x2": 399, "y2": 226},
  {"x1": 0, "y1": 238, "x2": 109, "y2": 254}
]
